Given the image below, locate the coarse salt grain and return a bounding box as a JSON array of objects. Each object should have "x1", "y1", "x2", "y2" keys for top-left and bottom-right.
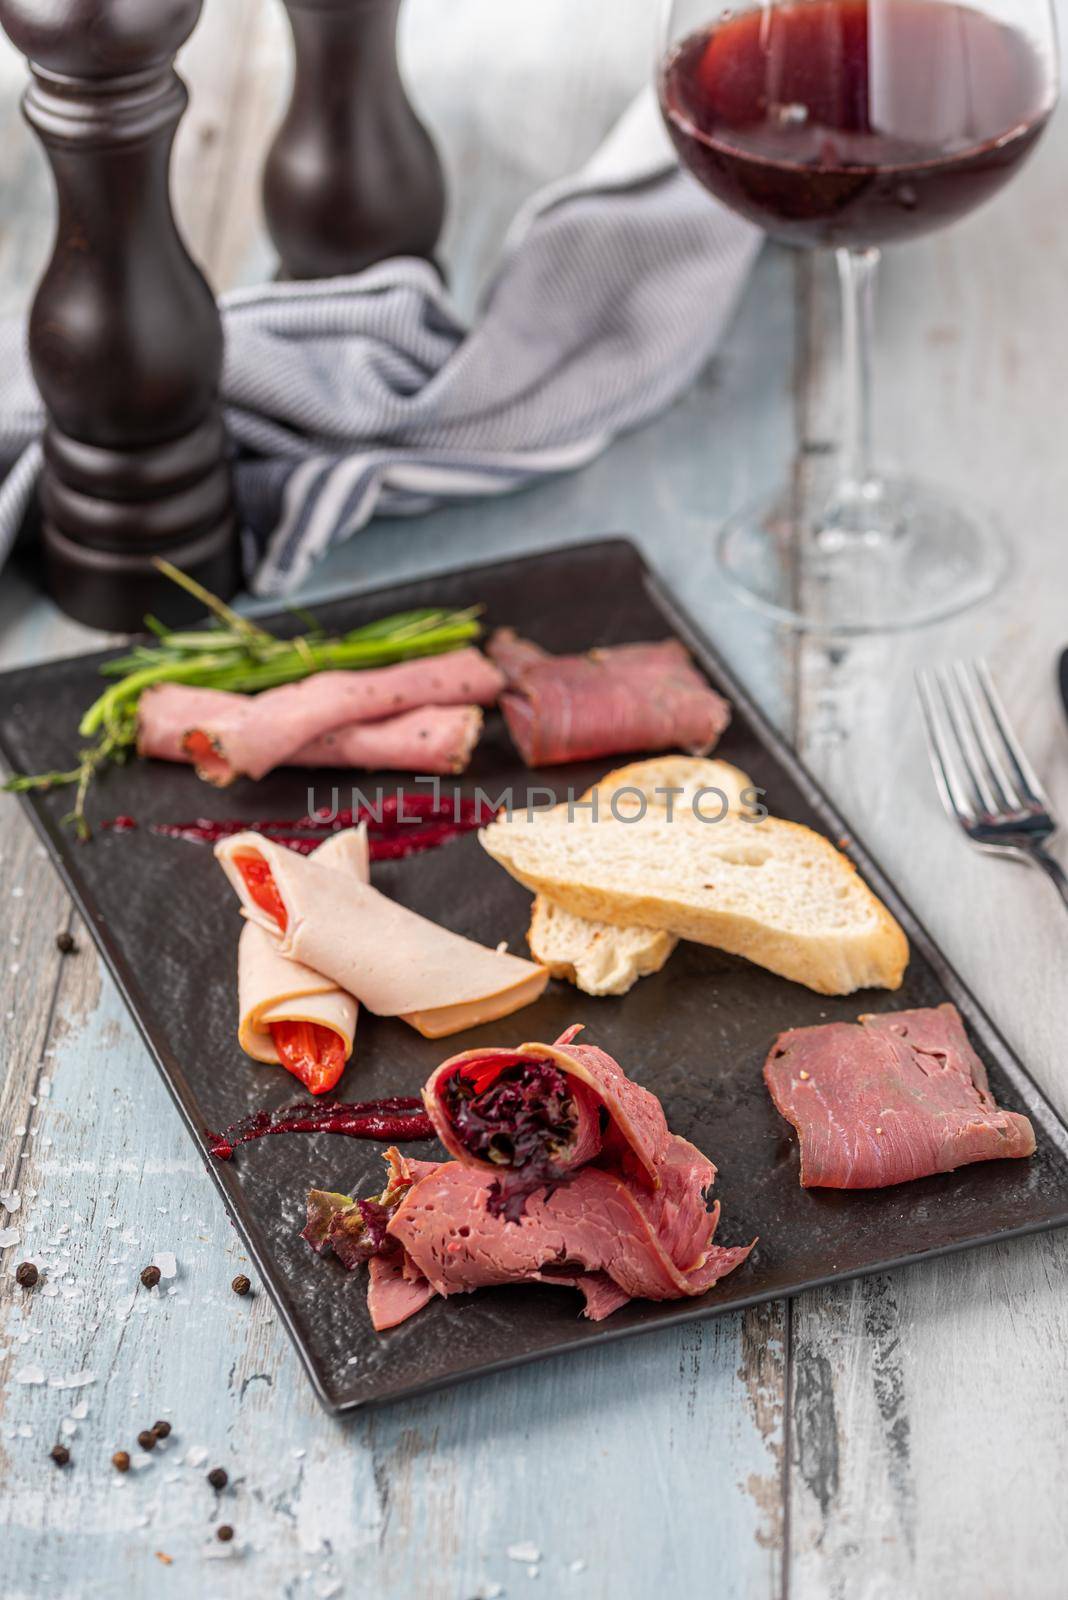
[
  {"x1": 507, "y1": 1544, "x2": 541, "y2": 1565},
  {"x1": 152, "y1": 1252, "x2": 178, "y2": 1281},
  {"x1": 14, "y1": 1364, "x2": 45, "y2": 1385}
]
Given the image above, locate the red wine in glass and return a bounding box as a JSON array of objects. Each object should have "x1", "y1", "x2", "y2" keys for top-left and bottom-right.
[{"x1": 660, "y1": 0, "x2": 1053, "y2": 248}]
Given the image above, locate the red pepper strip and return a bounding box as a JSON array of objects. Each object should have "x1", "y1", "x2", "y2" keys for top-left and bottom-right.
[
  {"x1": 270, "y1": 1019, "x2": 346, "y2": 1096},
  {"x1": 233, "y1": 851, "x2": 288, "y2": 932}
]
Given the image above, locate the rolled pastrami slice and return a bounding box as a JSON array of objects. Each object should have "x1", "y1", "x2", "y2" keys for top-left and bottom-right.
[
  {"x1": 215, "y1": 829, "x2": 548, "y2": 1038},
  {"x1": 423, "y1": 1025, "x2": 671, "y2": 1195},
  {"x1": 235, "y1": 828, "x2": 368, "y2": 1091},
  {"x1": 487, "y1": 629, "x2": 731, "y2": 768}
]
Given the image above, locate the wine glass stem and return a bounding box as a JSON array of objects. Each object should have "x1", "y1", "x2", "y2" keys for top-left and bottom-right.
[{"x1": 835, "y1": 245, "x2": 881, "y2": 498}]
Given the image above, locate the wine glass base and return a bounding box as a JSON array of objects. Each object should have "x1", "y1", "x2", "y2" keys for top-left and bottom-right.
[{"x1": 716, "y1": 475, "x2": 1008, "y2": 634}]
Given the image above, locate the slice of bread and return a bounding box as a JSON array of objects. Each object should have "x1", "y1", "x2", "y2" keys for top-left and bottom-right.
[
  {"x1": 528, "y1": 896, "x2": 678, "y2": 996},
  {"x1": 486, "y1": 797, "x2": 908, "y2": 997},
  {"x1": 587, "y1": 754, "x2": 760, "y2": 818},
  {"x1": 526, "y1": 756, "x2": 758, "y2": 997}
]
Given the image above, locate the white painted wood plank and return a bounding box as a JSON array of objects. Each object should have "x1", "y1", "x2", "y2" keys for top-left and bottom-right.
[
  {"x1": 0, "y1": 781, "x2": 785, "y2": 1595},
  {"x1": 0, "y1": 6, "x2": 797, "y2": 1594},
  {"x1": 786, "y1": 76, "x2": 1068, "y2": 1600}
]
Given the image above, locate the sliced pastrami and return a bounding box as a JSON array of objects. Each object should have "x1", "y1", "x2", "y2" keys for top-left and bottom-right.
[
  {"x1": 388, "y1": 1139, "x2": 752, "y2": 1307},
  {"x1": 305, "y1": 1042, "x2": 754, "y2": 1331},
  {"x1": 764, "y1": 1002, "x2": 1036, "y2": 1189}
]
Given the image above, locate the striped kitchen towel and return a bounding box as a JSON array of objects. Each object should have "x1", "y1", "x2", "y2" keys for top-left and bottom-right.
[{"x1": 0, "y1": 90, "x2": 760, "y2": 598}]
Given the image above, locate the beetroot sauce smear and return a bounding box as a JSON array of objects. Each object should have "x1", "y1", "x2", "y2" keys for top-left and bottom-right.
[
  {"x1": 139, "y1": 794, "x2": 496, "y2": 859},
  {"x1": 208, "y1": 1098, "x2": 434, "y2": 1160}
]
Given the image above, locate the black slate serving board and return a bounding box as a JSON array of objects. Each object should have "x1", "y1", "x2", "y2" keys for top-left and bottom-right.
[{"x1": 3, "y1": 539, "x2": 1068, "y2": 1413}]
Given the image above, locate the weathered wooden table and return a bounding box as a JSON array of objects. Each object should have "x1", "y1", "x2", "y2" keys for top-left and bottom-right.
[{"x1": 2, "y1": 3, "x2": 1067, "y2": 1595}]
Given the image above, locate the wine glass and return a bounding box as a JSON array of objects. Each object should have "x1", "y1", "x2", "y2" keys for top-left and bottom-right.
[{"x1": 658, "y1": 0, "x2": 1059, "y2": 632}]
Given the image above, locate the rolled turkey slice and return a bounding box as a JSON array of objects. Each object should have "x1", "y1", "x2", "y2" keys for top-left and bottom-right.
[
  {"x1": 143, "y1": 647, "x2": 504, "y2": 785},
  {"x1": 215, "y1": 830, "x2": 548, "y2": 1038},
  {"x1": 422, "y1": 1024, "x2": 670, "y2": 1213},
  {"x1": 237, "y1": 829, "x2": 369, "y2": 1091}
]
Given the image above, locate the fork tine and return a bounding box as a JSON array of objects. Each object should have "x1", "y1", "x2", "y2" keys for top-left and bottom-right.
[
  {"x1": 974, "y1": 659, "x2": 1052, "y2": 812},
  {"x1": 952, "y1": 661, "x2": 1024, "y2": 813},
  {"x1": 916, "y1": 668, "x2": 979, "y2": 825},
  {"x1": 937, "y1": 665, "x2": 1001, "y2": 817}
]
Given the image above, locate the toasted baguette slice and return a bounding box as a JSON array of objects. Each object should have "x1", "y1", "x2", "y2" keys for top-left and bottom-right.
[
  {"x1": 528, "y1": 896, "x2": 678, "y2": 996},
  {"x1": 588, "y1": 754, "x2": 760, "y2": 817},
  {"x1": 485, "y1": 802, "x2": 908, "y2": 997},
  {"x1": 527, "y1": 756, "x2": 756, "y2": 996}
]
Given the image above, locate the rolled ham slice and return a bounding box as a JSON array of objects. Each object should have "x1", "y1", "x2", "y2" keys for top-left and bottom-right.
[
  {"x1": 139, "y1": 648, "x2": 503, "y2": 785},
  {"x1": 237, "y1": 829, "x2": 368, "y2": 1068},
  {"x1": 487, "y1": 629, "x2": 731, "y2": 768},
  {"x1": 215, "y1": 830, "x2": 548, "y2": 1038},
  {"x1": 139, "y1": 692, "x2": 483, "y2": 778},
  {"x1": 291, "y1": 706, "x2": 483, "y2": 776}
]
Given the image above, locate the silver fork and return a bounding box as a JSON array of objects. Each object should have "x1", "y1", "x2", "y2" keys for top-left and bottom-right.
[{"x1": 916, "y1": 660, "x2": 1068, "y2": 912}]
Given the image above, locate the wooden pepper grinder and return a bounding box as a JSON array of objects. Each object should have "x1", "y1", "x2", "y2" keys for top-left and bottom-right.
[
  {"x1": 264, "y1": 0, "x2": 446, "y2": 280},
  {"x1": 0, "y1": 0, "x2": 239, "y2": 631}
]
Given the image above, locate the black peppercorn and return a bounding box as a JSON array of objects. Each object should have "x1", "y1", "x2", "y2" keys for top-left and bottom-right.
[
  {"x1": 56, "y1": 931, "x2": 76, "y2": 955},
  {"x1": 216, "y1": 1525, "x2": 234, "y2": 1543},
  {"x1": 231, "y1": 1274, "x2": 251, "y2": 1296},
  {"x1": 112, "y1": 1451, "x2": 131, "y2": 1473},
  {"x1": 50, "y1": 1444, "x2": 70, "y2": 1467},
  {"x1": 151, "y1": 1420, "x2": 171, "y2": 1439},
  {"x1": 15, "y1": 1261, "x2": 39, "y2": 1289},
  {"x1": 207, "y1": 1466, "x2": 228, "y2": 1491},
  {"x1": 137, "y1": 1430, "x2": 157, "y2": 1451},
  {"x1": 140, "y1": 1264, "x2": 161, "y2": 1289}
]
